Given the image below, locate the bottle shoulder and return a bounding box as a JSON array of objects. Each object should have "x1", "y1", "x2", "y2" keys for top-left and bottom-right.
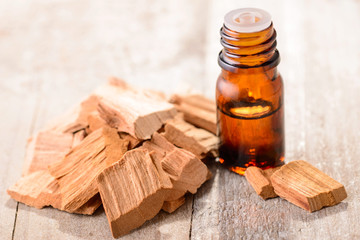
[{"x1": 216, "y1": 70, "x2": 283, "y2": 99}]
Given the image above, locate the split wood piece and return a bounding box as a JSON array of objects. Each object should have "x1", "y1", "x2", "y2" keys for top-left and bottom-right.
[
  {"x1": 161, "y1": 150, "x2": 209, "y2": 194},
  {"x1": 97, "y1": 87, "x2": 177, "y2": 139},
  {"x1": 97, "y1": 149, "x2": 168, "y2": 238},
  {"x1": 163, "y1": 116, "x2": 218, "y2": 159},
  {"x1": 270, "y1": 160, "x2": 347, "y2": 212},
  {"x1": 48, "y1": 127, "x2": 129, "y2": 213},
  {"x1": 142, "y1": 133, "x2": 209, "y2": 197},
  {"x1": 87, "y1": 111, "x2": 107, "y2": 134},
  {"x1": 72, "y1": 129, "x2": 86, "y2": 148},
  {"x1": 118, "y1": 132, "x2": 141, "y2": 150},
  {"x1": 162, "y1": 196, "x2": 186, "y2": 213},
  {"x1": 244, "y1": 166, "x2": 280, "y2": 200},
  {"x1": 44, "y1": 95, "x2": 100, "y2": 134},
  {"x1": 7, "y1": 170, "x2": 61, "y2": 209},
  {"x1": 87, "y1": 111, "x2": 141, "y2": 149},
  {"x1": 170, "y1": 94, "x2": 216, "y2": 113},
  {"x1": 170, "y1": 95, "x2": 216, "y2": 134},
  {"x1": 146, "y1": 149, "x2": 184, "y2": 201},
  {"x1": 7, "y1": 170, "x2": 101, "y2": 215},
  {"x1": 74, "y1": 193, "x2": 102, "y2": 215},
  {"x1": 22, "y1": 131, "x2": 73, "y2": 176}
]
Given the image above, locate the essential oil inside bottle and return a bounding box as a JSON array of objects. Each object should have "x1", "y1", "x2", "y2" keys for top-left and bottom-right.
[{"x1": 216, "y1": 8, "x2": 285, "y2": 175}]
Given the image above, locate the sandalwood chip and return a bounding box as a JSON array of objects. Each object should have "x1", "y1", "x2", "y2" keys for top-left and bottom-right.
[
  {"x1": 162, "y1": 196, "x2": 186, "y2": 213},
  {"x1": 270, "y1": 160, "x2": 347, "y2": 212},
  {"x1": 142, "y1": 133, "x2": 209, "y2": 197},
  {"x1": 7, "y1": 170, "x2": 60, "y2": 209},
  {"x1": 170, "y1": 94, "x2": 216, "y2": 134},
  {"x1": 72, "y1": 129, "x2": 86, "y2": 148},
  {"x1": 170, "y1": 94, "x2": 216, "y2": 113},
  {"x1": 22, "y1": 131, "x2": 73, "y2": 176},
  {"x1": 48, "y1": 127, "x2": 128, "y2": 213},
  {"x1": 87, "y1": 111, "x2": 107, "y2": 134},
  {"x1": 163, "y1": 116, "x2": 218, "y2": 159},
  {"x1": 97, "y1": 149, "x2": 167, "y2": 238},
  {"x1": 7, "y1": 170, "x2": 101, "y2": 215},
  {"x1": 96, "y1": 84, "x2": 177, "y2": 139},
  {"x1": 245, "y1": 166, "x2": 280, "y2": 200},
  {"x1": 44, "y1": 95, "x2": 100, "y2": 134}
]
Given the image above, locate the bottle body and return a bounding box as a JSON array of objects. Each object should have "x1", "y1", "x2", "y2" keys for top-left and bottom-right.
[
  {"x1": 217, "y1": 8, "x2": 284, "y2": 175},
  {"x1": 216, "y1": 67, "x2": 284, "y2": 175}
]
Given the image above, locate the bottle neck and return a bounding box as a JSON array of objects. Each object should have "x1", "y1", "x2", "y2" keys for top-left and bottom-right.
[{"x1": 218, "y1": 23, "x2": 280, "y2": 73}]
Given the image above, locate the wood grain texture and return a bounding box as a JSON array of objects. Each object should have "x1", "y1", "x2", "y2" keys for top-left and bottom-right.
[{"x1": 1, "y1": 0, "x2": 359, "y2": 239}]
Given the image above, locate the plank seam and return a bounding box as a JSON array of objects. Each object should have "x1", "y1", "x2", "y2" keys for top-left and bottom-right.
[
  {"x1": 189, "y1": 196, "x2": 195, "y2": 239},
  {"x1": 11, "y1": 76, "x2": 43, "y2": 239},
  {"x1": 11, "y1": 203, "x2": 19, "y2": 240}
]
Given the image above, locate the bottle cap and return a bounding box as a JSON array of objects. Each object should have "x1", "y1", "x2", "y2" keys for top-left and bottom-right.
[{"x1": 224, "y1": 8, "x2": 272, "y2": 33}]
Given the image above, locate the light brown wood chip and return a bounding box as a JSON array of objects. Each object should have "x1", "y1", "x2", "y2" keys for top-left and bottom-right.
[
  {"x1": 162, "y1": 196, "x2": 186, "y2": 213},
  {"x1": 22, "y1": 131, "x2": 73, "y2": 176},
  {"x1": 270, "y1": 160, "x2": 347, "y2": 212},
  {"x1": 48, "y1": 127, "x2": 129, "y2": 213},
  {"x1": 143, "y1": 133, "x2": 210, "y2": 196},
  {"x1": 245, "y1": 166, "x2": 280, "y2": 200},
  {"x1": 97, "y1": 149, "x2": 168, "y2": 238},
  {"x1": 170, "y1": 94, "x2": 216, "y2": 134},
  {"x1": 72, "y1": 129, "x2": 86, "y2": 148},
  {"x1": 163, "y1": 116, "x2": 218, "y2": 159},
  {"x1": 96, "y1": 82, "x2": 177, "y2": 139},
  {"x1": 7, "y1": 170, "x2": 61, "y2": 209},
  {"x1": 170, "y1": 94, "x2": 216, "y2": 113},
  {"x1": 7, "y1": 170, "x2": 101, "y2": 215},
  {"x1": 44, "y1": 95, "x2": 100, "y2": 134},
  {"x1": 87, "y1": 111, "x2": 108, "y2": 134}
]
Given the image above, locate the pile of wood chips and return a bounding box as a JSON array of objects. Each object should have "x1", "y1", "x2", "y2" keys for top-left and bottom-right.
[{"x1": 7, "y1": 77, "x2": 219, "y2": 238}]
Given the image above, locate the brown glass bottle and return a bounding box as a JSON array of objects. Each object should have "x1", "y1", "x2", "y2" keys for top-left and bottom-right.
[{"x1": 216, "y1": 9, "x2": 284, "y2": 175}]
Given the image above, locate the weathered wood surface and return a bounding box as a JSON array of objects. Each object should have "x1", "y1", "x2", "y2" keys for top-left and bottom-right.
[{"x1": 1, "y1": 0, "x2": 359, "y2": 239}]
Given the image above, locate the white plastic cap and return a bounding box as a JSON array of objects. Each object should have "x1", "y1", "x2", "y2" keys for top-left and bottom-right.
[{"x1": 224, "y1": 8, "x2": 272, "y2": 33}]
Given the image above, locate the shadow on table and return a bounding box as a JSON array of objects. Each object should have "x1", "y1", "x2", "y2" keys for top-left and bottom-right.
[
  {"x1": 289, "y1": 201, "x2": 348, "y2": 222},
  {"x1": 12, "y1": 189, "x2": 194, "y2": 239},
  {"x1": 4, "y1": 197, "x2": 18, "y2": 210}
]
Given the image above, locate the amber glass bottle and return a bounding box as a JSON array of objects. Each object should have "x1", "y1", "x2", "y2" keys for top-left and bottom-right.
[{"x1": 216, "y1": 8, "x2": 284, "y2": 175}]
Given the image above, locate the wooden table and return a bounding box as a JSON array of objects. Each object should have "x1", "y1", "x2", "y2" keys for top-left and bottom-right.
[{"x1": 1, "y1": 0, "x2": 359, "y2": 239}]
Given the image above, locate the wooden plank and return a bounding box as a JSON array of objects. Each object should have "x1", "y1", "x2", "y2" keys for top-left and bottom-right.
[
  {"x1": 192, "y1": 0, "x2": 360, "y2": 239},
  {"x1": 0, "y1": 82, "x2": 41, "y2": 240}
]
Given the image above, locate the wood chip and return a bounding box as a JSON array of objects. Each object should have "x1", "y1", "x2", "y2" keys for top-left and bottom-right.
[
  {"x1": 48, "y1": 127, "x2": 129, "y2": 213},
  {"x1": 162, "y1": 196, "x2": 186, "y2": 213},
  {"x1": 245, "y1": 166, "x2": 280, "y2": 200},
  {"x1": 74, "y1": 194, "x2": 102, "y2": 215},
  {"x1": 87, "y1": 111, "x2": 141, "y2": 149},
  {"x1": 170, "y1": 94, "x2": 216, "y2": 134},
  {"x1": 270, "y1": 160, "x2": 347, "y2": 212},
  {"x1": 87, "y1": 111, "x2": 107, "y2": 134},
  {"x1": 7, "y1": 170, "x2": 61, "y2": 209},
  {"x1": 7, "y1": 170, "x2": 101, "y2": 215},
  {"x1": 97, "y1": 149, "x2": 168, "y2": 238},
  {"x1": 44, "y1": 95, "x2": 100, "y2": 134},
  {"x1": 170, "y1": 94, "x2": 216, "y2": 113},
  {"x1": 143, "y1": 133, "x2": 209, "y2": 195},
  {"x1": 22, "y1": 131, "x2": 73, "y2": 176},
  {"x1": 72, "y1": 129, "x2": 86, "y2": 148},
  {"x1": 163, "y1": 116, "x2": 218, "y2": 159},
  {"x1": 118, "y1": 132, "x2": 141, "y2": 150},
  {"x1": 96, "y1": 81, "x2": 177, "y2": 139}
]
